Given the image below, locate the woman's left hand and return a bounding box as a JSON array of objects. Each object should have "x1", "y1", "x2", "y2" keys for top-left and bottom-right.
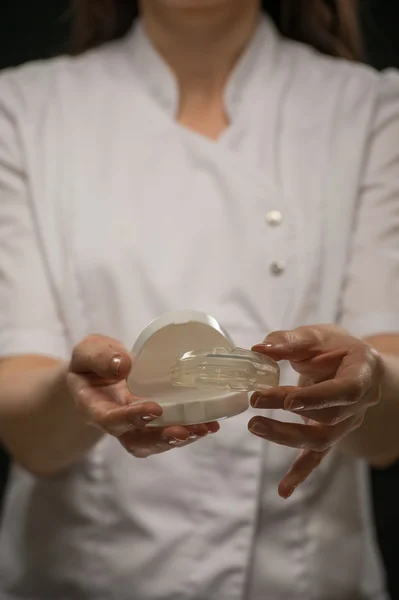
[{"x1": 248, "y1": 325, "x2": 384, "y2": 499}]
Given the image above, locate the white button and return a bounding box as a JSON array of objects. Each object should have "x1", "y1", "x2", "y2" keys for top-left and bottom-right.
[
  {"x1": 270, "y1": 261, "x2": 286, "y2": 276},
  {"x1": 266, "y1": 210, "x2": 283, "y2": 226}
]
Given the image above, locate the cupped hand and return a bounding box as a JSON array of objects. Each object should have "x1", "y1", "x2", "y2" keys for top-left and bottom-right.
[
  {"x1": 67, "y1": 335, "x2": 219, "y2": 458},
  {"x1": 248, "y1": 325, "x2": 384, "y2": 499}
]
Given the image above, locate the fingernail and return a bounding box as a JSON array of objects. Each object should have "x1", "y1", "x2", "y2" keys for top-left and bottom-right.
[
  {"x1": 110, "y1": 355, "x2": 122, "y2": 377},
  {"x1": 251, "y1": 394, "x2": 261, "y2": 408},
  {"x1": 166, "y1": 436, "x2": 187, "y2": 446},
  {"x1": 188, "y1": 434, "x2": 198, "y2": 441},
  {"x1": 285, "y1": 399, "x2": 306, "y2": 412},
  {"x1": 129, "y1": 414, "x2": 159, "y2": 428},
  {"x1": 285, "y1": 486, "x2": 297, "y2": 500},
  {"x1": 207, "y1": 427, "x2": 217, "y2": 434},
  {"x1": 252, "y1": 343, "x2": 275, "y2": 351},
  {"x1": 250, "y1": 421, "x2": 269, "y2": 436},
  {"x1": 141, "y1": 414, "x2": 160, "y2": 423}
]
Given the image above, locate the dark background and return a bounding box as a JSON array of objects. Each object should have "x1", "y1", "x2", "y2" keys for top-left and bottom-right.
[
  {"x1": 1, "y1": 0, "x2": 399, "y2": 70},
  {"x1": 0, "y1": 0, "x2": 399, "y2": 597}
]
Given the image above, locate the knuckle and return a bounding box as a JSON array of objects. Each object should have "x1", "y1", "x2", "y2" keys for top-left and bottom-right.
[
  {"x1": 370, "y1": 347, "x2": 385, "y2": 378},
  {"x1": 327, "y1": 411, "x2": 345, "y2": 427},
  {"x1": 346, "y1": 379, "x2": 363, "y2": 401},
  {"x1": 296, "y1": 325, "x2": 323, "y2": 343}
]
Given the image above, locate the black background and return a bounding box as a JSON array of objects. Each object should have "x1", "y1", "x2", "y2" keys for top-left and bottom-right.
[{"x1": 1, "y1": 0, "x2": 399, "y2": 69}]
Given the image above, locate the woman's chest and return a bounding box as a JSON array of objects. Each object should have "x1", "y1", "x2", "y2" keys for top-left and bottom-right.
[
  {"x1": 70, "y1": 136, "x2": 324, "y2": 345},
  {"x1": 32, "y1": 99, "x2": 362, "y2": 352}
]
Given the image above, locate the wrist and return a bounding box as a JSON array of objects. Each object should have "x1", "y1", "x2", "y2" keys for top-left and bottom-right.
[
  {"x1": 0, "y1": 357, "x2": 104, "y2": 477},
  {"x1": 339, "y1": 353, "x2": 399, "y2": 466}
]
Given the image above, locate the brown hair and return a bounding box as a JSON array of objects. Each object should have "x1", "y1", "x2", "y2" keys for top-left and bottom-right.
[{"x1": 71, "y1": 0, "x2": 363, "y2": 61}]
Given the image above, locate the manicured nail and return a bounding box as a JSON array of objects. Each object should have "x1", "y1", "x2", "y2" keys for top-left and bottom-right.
[
  {"x1": 128, "y1": 414, "x2": 157, "y2": 428},
  {"x1": 188, "y1": 434, "x2": 198, "y2": 441},
  {"x1": 110, "y1": 355, "x2": 122, "y2": 377},
  {"x1": 286, "y1": 399, "x2": 306, "y2": 412},
  {"x1": 252, "y1": 343, "x2": 275, "y2": 351},
  {"x1": 167, "y1": 436, "x2": 187, "y2": 446},
  {"x1": 142, "y1": 414, "x2": 159, "y2": 423}
]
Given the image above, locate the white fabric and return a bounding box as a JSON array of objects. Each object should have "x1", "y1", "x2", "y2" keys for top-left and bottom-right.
[{"x1": 0, "y1": 14, "x2": 398, "y2": 600}]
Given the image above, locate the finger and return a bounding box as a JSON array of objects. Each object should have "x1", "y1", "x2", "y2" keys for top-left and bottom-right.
[
  {"x1": 248, "y1": 414, "x2": 362, "y2": 452},
  {"x1": 96, "y1": 402, "x2": 164, "y2": 436},
  {"x1": 251, "y1": 388, "x2": 361, "y2": 426},
  {"x1": 121, "y1": 426, "x2": 190, "y2": 456},
  {"x1": 251, "y1": 386, "x2": 297, "y2": 410},
  {"x1": 288, "y1": 349, "x2": 348, "y2": 381},
  {"x1": 292, "y1": 405, "x2": 360, "y2": 426},
  {"x1": 68, "y1": 371, "x2": 160, "y2": 433},
  {"x1": 121, "y1": 422, "x2": 219, "y2": 457},
  {"x1": 283, "y1": 378, "x2": 364, "y2": 411},
  {"x1": 252, "y1": 329, "x2": 324, "y2": 362},
  {"x1": 336, "y1": 345, "x2": 383, "y2": 404},
  {"x1": 159, "y1": 422, "x2": 220, "y2": 445},
  {"x1": 200, "y1": 422, "x2": 221, "y2": 434},
  {"x1": 70, "y1": 334, "x2": 132, "y2": 381},
  {"x1": 284, "y1": 345, "x2": 381, "y2": 412},
  {"x1": 278, "y1": 448, "x2": 331, "y2": 499}
]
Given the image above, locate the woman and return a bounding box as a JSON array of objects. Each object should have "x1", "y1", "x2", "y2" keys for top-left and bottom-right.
[{"x1": 0, "y1": 0, "x2": 398, "y2": 598}]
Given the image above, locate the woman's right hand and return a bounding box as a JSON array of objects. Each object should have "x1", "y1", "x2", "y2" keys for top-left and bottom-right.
[{"x1": 66, "y1": 334, "x2": 219, "y2": 458}]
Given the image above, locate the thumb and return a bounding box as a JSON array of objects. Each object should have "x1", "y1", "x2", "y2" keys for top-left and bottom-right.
[
  {"x1": 252, "y1": 329, "x2": 322, "y2": 362},
  {"x1": 70, "y1": 334, "x2": 132, "y2": 381}
]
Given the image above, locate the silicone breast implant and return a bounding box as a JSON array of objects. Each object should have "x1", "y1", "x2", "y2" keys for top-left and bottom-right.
[
  {"x1": 127, "y1": 311, "x2": 280, "y2": 427},
  {"x1": 170, "y1": 347, "x2": 279, "y2": 392}
]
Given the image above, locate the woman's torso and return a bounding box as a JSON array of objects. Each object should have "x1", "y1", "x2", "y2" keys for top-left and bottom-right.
[{"x1": 0, "y1": 15, "x2": 388, "y2": 600}]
